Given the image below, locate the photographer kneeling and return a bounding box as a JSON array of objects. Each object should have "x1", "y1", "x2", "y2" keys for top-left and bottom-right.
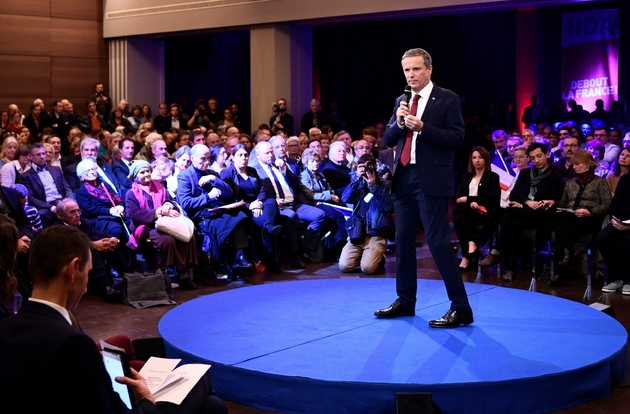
[{"x1": 339, "y1": 154, "x2": 395, "y2": 274}]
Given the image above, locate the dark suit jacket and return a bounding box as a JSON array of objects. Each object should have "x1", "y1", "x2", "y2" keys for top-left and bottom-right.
[
  {"x1": 0, "y1": 186, "x2": 34, "y2": 238},
  {"x1": 254, "y1": 163, "x2": 303, "y2": 204},
  {"x1": 0, "y1": 301, "x2": 158, "y2": 413},
  {"x1": 17, "y1": 166, "x2": 73, "y2": 210},
  {"x1": 384, "y1": 84, "x2": 464, "y2": 197},
  {"x1": 81, "y1": 113, "x2": 107, "y2": 135},
  {"x1": 377, "y1": 148, "x2": 396, "y2": 174},
  {"x1": 220, "y1": 164, "x2": 267, "y2": 203},
  {"x1": 153, "y1": 115, "x2": 171, "y2": 134},
  {"x1": 456, "y1": 171, "x2": 502, "y2": 220},
  {"x1": 176, "y1": 166, "x2": 233, "y2": 219},
  {"x1": 65, "y1": 160, "x2": 121, "y2": 194},
  {"x1": 112, "y1": 158, "x2": 133, "y2": 192}
]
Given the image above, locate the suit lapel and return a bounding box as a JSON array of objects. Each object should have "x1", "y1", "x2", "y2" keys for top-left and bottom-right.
[{"x1": 421, "y1": 86, "x2": 439, "y2": 122}]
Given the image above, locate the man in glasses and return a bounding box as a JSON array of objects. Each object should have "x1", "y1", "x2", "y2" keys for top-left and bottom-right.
[
  {"x1": 551, "y1": 135, "x2": 580, "y2": 183},
  {"x1": 55, "y1": 198, "x2": 123, "y2": 302}
]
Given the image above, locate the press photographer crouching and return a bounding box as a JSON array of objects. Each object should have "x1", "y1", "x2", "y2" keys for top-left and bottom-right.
[{"x1": 339, "y1": 154, "x2": 395, "y2": 274}]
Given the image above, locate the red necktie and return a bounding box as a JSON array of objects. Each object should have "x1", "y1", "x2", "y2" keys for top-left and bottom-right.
[{"x1": 400, "y1": 94, "x2": 420, "y2": 166}]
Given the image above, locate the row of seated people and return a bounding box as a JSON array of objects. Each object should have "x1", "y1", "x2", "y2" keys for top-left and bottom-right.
[
  {"x1": 1, "y1": 132, "x2": 398, "y2": 301},
  {"x1": 454, "y1": 140, "x2": 629, "y2": 293}
]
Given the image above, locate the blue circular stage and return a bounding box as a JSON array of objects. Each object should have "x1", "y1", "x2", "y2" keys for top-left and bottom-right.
[{"x1": 159, "y1": 279, "x2": 627, "y2": 414}]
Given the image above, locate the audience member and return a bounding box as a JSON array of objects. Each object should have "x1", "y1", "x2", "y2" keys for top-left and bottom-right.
[
  {"x1": 17, "y1": 143, "x2": 73, "y2": 227},
  {"x1": 453, "y1": 147, "x2": 501, "y2": 270},
  {"x1": 599, "y1": 173, "x2": 630, "y2": 295},
  {"x1": 553, "y1": 150, "x2": 611, "y2": 281},
  {"x1": 220, "y1": 144, "x2": 282, "y2": 272},
  {"x1": 319, "y1": 141, "x2": 352, "y2": 195},
  {"x1": 1, "y1": 144, "x2": 31, "y2": 188},
  {"x1": 339, "y1": 154, "x2": 394, "y2": 274},
  {"x1": 606, "y1": 148, "x2": 630, "y2": 195},
  {"x1": 177, "y1": 144, "x2": 255, "y2": 272},
  {"x1": 254, "y1": 141, "x2": 325, "y2": 267},
  {"x1": 126, "y1": 161, "x2": 199, "y2": 289},
  {"x1": 0, "y1": 225, "x2": 227, "y2": 413},
  {"x1": 75, "y1": 158, "x2": 127, "y2": 242},
  {"x1": 551, "y1": 135, "x2": 580, "y2": 182},
  {"x1": 480, "y1": 143, "x2": 563, "y2": 282}
]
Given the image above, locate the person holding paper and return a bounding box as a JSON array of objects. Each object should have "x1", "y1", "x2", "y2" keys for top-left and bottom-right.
[
  {"x1": 0, "y1": 225, "x2": 227, "y2": 414},
  {"x1": 554, "y1": 150, "x2": 611, "y2": 274},
  {"x1": 480, "y1": 143, "x2": 563, "y2": 282},
  {"x1": 453, "y1": 147, "x2": 501, "y2": 271}
]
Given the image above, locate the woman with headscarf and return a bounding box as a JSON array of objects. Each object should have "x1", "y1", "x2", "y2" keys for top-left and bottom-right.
[
  {"x1": 125, "y1": 161, "x2": 199, "y2": 289},
  {"x1": 75, "y1": 158, "x2": 127, "y2": 242}
]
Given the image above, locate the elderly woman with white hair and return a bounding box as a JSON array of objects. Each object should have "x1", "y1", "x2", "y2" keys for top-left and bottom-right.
[
  {"x1": 126, "y1": 160, "x2": 199, "y2": 289},
  {"x1": 75, "y1": 158, "x2": 128, "y2": 242}
]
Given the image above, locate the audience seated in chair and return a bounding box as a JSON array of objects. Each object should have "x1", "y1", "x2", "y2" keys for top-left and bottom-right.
[
  {"x1": 220, "y1": 144, "x2": 283, "y2": 273},
  {"x1": 17, "y1": 143, "x2": 73, "y2": 228},
  {"x1": 54, "y1": 198, "x2": 124, "y2": 302},
  {"x1": 126, "y1": 161, "x2": 199, "y2": 289},
  {"x1": 299, "y1": 148, "x2": 348, "y2": 258},
  {"x1": 453, "y1": 146, "x2": 501, "y2": 270},
  {"x1": 253, "y1": 140, "x2": 325, "y2": 268},
  {"x1": 480, "y1": 143, "x2": 564, "y2": 282},
  {"x1": 599, "y1": 173, "x2": 630, "y2": 295},
  {"x1": 75, "y1": 157, "x2": 128, "y2": 243},
  {"x1": 554, "y1": 150, "x2": 611, "y2": 281},
  {"x1": 319, "y1": 140, "x2": 352, "y2": 195},
  {"x1": 177, "y1": 144, "x2": 255, "y2": 273}
]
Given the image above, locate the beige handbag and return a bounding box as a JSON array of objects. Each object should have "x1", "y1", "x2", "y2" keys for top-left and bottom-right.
[{"x1": 155, "y1": 202, "x2": 195, "y2": 242}]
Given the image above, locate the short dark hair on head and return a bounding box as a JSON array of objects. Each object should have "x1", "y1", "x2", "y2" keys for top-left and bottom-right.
[
  {"x1": 468, "y1": 146, "x2": 491, "y2": 174},
  {"x1": 29, "y1": 226, "x2": 91, "y2": 287},
  {"x1": 30, "y1": 142, "x2": 45, "y2": 154},
  {"x1": 527, "y1": 142, "x2": 549, "y2": 155},
  {"x1": 231, "y1": 143, "x2": 248, "y2": 156}
]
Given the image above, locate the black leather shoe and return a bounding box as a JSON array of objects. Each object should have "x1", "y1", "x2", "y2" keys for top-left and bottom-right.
[
  {"x1": 102, "y1": 285, "x2": 122, "y2": 303},
  {"x1": 429, "y1": 310, "x2": 474, "y2": 328},
  {"x1": 179, "y1": 278, "x2": 198, "y2": 290},
  {"x1": 264, "y1": 224, "x2": 283, "y2": 237},
  {"x1": 288, "y1": 258, "x2": 306, "y2": 269},
  {"x1": 374, "y1": 299, "x2": 415, "y2": 318},
  {"x1": 301, "y1": 251, "x2": 322, "y2": 264},
  {"x1": 233, "y1": 255, "x2": 254, "y2": 272}
]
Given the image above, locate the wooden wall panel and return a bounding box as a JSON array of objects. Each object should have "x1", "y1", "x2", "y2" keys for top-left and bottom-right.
[
  {"x1": 0, "y1": 56, "x2": 51, "y2": 113},
  {"x1": 0, "y1": 15, "x2": 51, "y2": 56},
  {"x1": 2, "y1": 1, "x2": 50, "y2": 18},
  {"x1": 51, "y1": 0, "x2": 102, "y2": 21},
  {"x1": 51, "y1": 19, "x2": 107, "y2": 59},
  {"x1": 1, "y1": 1, "x2": 108, "y2": 113},
  {"x1": 51, "y1": 57, "x2": 109, "y2": 104}
]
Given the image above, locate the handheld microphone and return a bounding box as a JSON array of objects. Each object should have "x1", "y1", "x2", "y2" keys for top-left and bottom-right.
[{"x1": 400, "y1": 86, "x2": 412, "y2": 124}]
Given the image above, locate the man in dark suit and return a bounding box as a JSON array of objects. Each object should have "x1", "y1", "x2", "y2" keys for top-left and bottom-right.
[
  {"x1": 65, "y1": 137, "x2": 122, "y2": 194},
  {"x1": 270, "y1": 135, "x2": 300, "y2": 175},
  {"x1": 152, "y1": 102, "x2": 171, "y2": 134},
  {"x1": 270, "y1": 98, "x2": 295, "y2": 136},
  {"x1": 18, "y1": 143, "x2": 74, "y2": 227},
  {"x1": 521, "y1": 94, "x2": 545, "y2": 129},
  {"x1": 0, "y1": 225, "x2": 227, "y2": 414},
  {"x1": 254, "y1": 141, "x2": 325, "y2": 267},
  {"x1": 375, "y1": 48, "x2": 473, "y2": 328},
  {"x1": 112, "y1": 137, "x2": 136, "y2": 194},
  {"x1": 81, "y1": 99, "x2": 107, "y2": 135}
]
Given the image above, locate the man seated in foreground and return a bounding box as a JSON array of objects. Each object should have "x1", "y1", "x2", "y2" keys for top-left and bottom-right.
[{"x1": 0, "y1": 225, "x2": 227, "y2": 414}]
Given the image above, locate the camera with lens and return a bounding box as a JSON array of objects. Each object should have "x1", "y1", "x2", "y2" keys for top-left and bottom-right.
[
  {"x1": 272, "y1": 102, "x2": 280, "y2": 114},
  {"x1": 365, "y1": 161, "x2": 377, "y2": 172}
]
